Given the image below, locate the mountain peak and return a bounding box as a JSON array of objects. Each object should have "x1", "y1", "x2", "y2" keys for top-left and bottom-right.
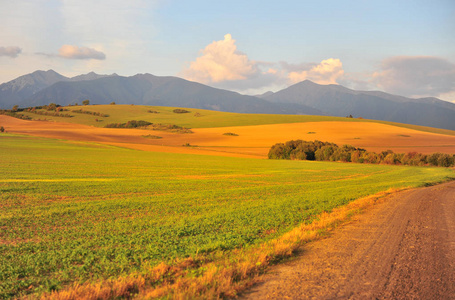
[
  {"x1": 0, "y1": 70, "x2": 68, "y2": 100},
  {"x1": 70, "y1": 72, "x2": 118, "y2": 81}
]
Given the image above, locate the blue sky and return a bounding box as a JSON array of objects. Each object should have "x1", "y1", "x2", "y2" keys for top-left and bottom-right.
[{"x1": 1, "y1": 0, "x2": 454, "y2": 101}]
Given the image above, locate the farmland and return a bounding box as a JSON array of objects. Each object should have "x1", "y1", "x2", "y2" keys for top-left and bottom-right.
[
  {"x1": 2, "y1": 104, "x2": 455, "y2": 158},
  {"x1": 1, "y1": 133, "x2": 453, "y2": 298},
  {"x1": 10, "y1": 104, "x2": 455, "y2": 135}
]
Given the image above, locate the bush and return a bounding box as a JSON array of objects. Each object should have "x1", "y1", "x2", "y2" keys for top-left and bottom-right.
[
  {"x1": 268, "y1": 140, "x2": 338, "y2": 161},
  {"x1": 173, "y1": 109, "x2": 190, "y2": 114},
  {"x1": 142, "y1": 135, "x2": 162, "y2": 139},
  {"x1": 437, "y1": 154, "x2": 454, "y2": 167},
  {"x1": 72, "y1": 109, "x2": 109, "y2": 117},
  {"x1": 223, "y1": 132, "x2": 239, "y2": 136},
  {"x1": 105, "y1": 120, "x2": 152, "y2": 128},
  {"x1": 0, "y1": 126, "x2": 4, "y2": 133}
]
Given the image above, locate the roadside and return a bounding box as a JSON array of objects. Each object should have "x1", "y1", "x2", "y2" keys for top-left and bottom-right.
[{"x1": 241, "y1": 180, "x2": 455, "y2": 299}]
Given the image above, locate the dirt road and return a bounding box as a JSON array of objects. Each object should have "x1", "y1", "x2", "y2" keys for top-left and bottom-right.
[{"x1": 242, "y1": 180, "x2": 455, "y2": 299}]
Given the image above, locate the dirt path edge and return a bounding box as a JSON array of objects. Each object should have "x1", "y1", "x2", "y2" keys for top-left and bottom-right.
[{"x1": 240, "y1": 180, "x2": 455, "y2": 299}]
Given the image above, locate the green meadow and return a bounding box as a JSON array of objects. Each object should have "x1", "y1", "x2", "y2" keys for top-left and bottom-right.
[{"x1": 0, "y1": 133, "x2": 453, "y2": 298}]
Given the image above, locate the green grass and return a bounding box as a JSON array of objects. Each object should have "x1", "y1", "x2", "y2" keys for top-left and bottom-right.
[
  {"x1": 0, "y1": 134, "x2": 453, "y2": 298},
  {"x1": 17, "y1": 104, "x2": 455, "y2": 136}
]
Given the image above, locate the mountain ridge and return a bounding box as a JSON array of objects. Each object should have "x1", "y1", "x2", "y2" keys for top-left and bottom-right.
[
  {"x1": 263, "y1": 80, "x2": 455, "y2": 130},
  {"x1": 1, "y1": 70, "x2": 454, "y2": 130}
]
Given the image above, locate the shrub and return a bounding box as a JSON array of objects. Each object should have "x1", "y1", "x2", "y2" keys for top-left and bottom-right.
[
  {"x1": 427, "y1": 153, "x2": 441, "y2": 166},
  {"x1": 437, "y1": 154, "x2": 454, "y2": 167},
  {"x1": 149, "y1": 124, "x2": 193, "y2": 133},
  {"x1": 142, "y1": 135, "x2": 162, "y2": 139},
  {"x1": 223, "y1": 132, "x2": 239, "y2": 136},
  {"x1": 173, "y1": 109, "x2": 190, "y2": 114},
  {"x1": 47, "y1": 103, "x2": 57, "y2": 111},
  {"x1": 72, "y1": 109, "x2": 109, "y2": 117},
  {"x1": 0, "y1": 126, "x2": 4, "y2": 133},
  {"x1": 105, "y1": 120, "x2": 152, "y2": 128}
]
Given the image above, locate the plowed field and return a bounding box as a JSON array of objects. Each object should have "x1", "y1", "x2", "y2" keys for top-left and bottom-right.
[{"x1": 2, "y1": 115, "x2": 455, "y2": 158}]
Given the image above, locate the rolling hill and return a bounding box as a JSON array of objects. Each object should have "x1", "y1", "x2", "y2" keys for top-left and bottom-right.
[{"x1": 1, "y1": 70, "x2": 454, "y2": 130}]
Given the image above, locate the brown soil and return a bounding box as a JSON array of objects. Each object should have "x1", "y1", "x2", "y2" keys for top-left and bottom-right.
[
  {"x1": 241, "y1": 180, "x2": 455, "y2": 299},
  {"x1": 2, "y1": 115, "x2": 455, "y2": 158}
]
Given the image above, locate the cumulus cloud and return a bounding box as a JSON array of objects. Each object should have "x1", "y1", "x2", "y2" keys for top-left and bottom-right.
[
  {"x1": 287, "y1": 58, "x2": 344, "y2": 85},
  {"x1": 0, "y1": 46, "x2": 22, "y2": 58},
  {"x1": 58, "y1": 45, "x2": 106, "y2": 60},
  {"x1": 372, "y1": 56, "x2": 455, "y2": 98},
  {"x1": 181, "y1": 34, "x2": 257, "y2": 83},
  {"x1": 180, "y1": 34, "x2": 349, "y2": 95}
]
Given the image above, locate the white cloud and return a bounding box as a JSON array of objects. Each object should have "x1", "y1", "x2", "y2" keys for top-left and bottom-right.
[
  {"x1": 371, "y1": 56, "x2": 455, "y2": 99},
  {"x1": 287, "y1": 58, "x2": 344, "y2": 85},
  {"x1": 0, "y1": 0, "x2": 160, "y2": 83},
  {"x1": 181, "y1": 34, "x2": 257, "y2": 83},
  {"x1": 180, "y1": 34, "x2": 348, "y2": 94},
  {"x1": 437, "y1": 91, "x2": 455, "y2": 103},
  {"x1": 58, "y1": 45, "x2": 106, "y2": 60},
  {"x1": 0, "y1": 46, "x2": 22, "y2": 58}
]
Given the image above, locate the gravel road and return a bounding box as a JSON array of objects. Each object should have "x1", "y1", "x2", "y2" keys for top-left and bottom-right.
[{"x1": 241, "y1": 180, "x2": 455, "y2": 299}]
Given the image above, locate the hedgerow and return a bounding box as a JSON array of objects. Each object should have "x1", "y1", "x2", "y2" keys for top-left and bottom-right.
[
  {"x1": 104, "y1": 120, "x2": 152, "y2": 128},
  {"x1": 268, "y1": 140, "x2": 455, "y2": 167}
]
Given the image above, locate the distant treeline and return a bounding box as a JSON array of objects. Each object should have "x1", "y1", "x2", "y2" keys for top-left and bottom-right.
[
  {"x1": 29, "y1": 111, "x2": 72, "y2": 118},
  {"x1": 0, "y1": 104, "x2": 73, "y2": 119},
  {"x1": 268, "y1": 140, "x2": 455, "y2": 167},
  {"x1": 0, "y1": 110, "x2": 32, "y2": 120},
  {"x1": 72, "y1": 109, "x2": 109, "y2": 117},
  {"x1": 104, "y1": 120, "x2": 152, "y2": 128}
]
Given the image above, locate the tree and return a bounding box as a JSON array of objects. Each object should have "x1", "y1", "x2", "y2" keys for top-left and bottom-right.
[
  {"x1": 47, "y1": 103, "x2": 57, "y2": 111},
  {"x1": 82, "y1": 99, "x2": 90, "y2": 106},
  {"x1": 0, "y1": 126, "x2": 4, "y2": 133},
  {"x1": 110, "y1": 102, "x2": 116, "y2": 105},
  {"x1": 12, "y1": 105, "x2": 18, "y2": 112}
]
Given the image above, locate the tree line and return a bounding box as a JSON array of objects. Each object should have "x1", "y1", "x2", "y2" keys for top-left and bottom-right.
[
  {"x1": 71, "y1": 109, "x2": 109, "y2": 117},
  {"x1": 104, "y1": 120, "x2": 152, "y2": 128},
  {"x1": 268, "y1": 140, "x2": 455, "y2": 167}
]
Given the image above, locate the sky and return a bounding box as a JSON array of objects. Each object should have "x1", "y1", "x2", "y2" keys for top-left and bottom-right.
[{"x1": 1, "y1": 0, "x2": 454, "y2": 102}]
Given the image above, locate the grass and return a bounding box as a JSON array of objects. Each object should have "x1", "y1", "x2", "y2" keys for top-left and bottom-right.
[
  {"x1": 1, "y1": 133, "x2": 453, "y2": 298},
  {"x1": 15, "y1": 104, "x2": 455, "y2": 136}
]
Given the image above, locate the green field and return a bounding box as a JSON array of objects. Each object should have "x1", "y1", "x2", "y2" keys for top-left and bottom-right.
[
  {"x1": 17, "y1": 104, "x2": 455, "y2": 136},
  {"x1": 1, "y1": 133, "x2": 453, "y2": 298}
]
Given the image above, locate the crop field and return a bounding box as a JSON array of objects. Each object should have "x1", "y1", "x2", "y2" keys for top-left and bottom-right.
[
  {"x1": 1, "y1": 133, "x2": 453, "y2": 298},
  {"x1": 14, "y1": 104, "x2": 455, "y2": 136},
  {"x1": 3, "y1": 112, "x2": 455, "y2": 157}
]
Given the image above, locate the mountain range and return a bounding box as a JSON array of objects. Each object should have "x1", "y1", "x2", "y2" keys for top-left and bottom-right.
[{"x1": 1, "y1": 70, "x2": 454, "y2": 130}]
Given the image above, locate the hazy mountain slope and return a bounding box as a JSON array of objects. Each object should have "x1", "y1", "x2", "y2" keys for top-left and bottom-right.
[
  {"x1": 69, "y1": 72, "x2": 118, "y2": 82},
  {"x1": 26, "y1": 74, "x2": 323, "y2": 115},
  {"x1": 0, "y1": 70, "x2": 119, "y2": 108},
  {"x1": 0, "y1": 70, "x2": 68, "y2": 108},
  {"x1": 264, "y1": 80, "x2": 455, "y2": 130},
  {"x1": 25, "y1": 76, "x2": 153, "y2": 106}
]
